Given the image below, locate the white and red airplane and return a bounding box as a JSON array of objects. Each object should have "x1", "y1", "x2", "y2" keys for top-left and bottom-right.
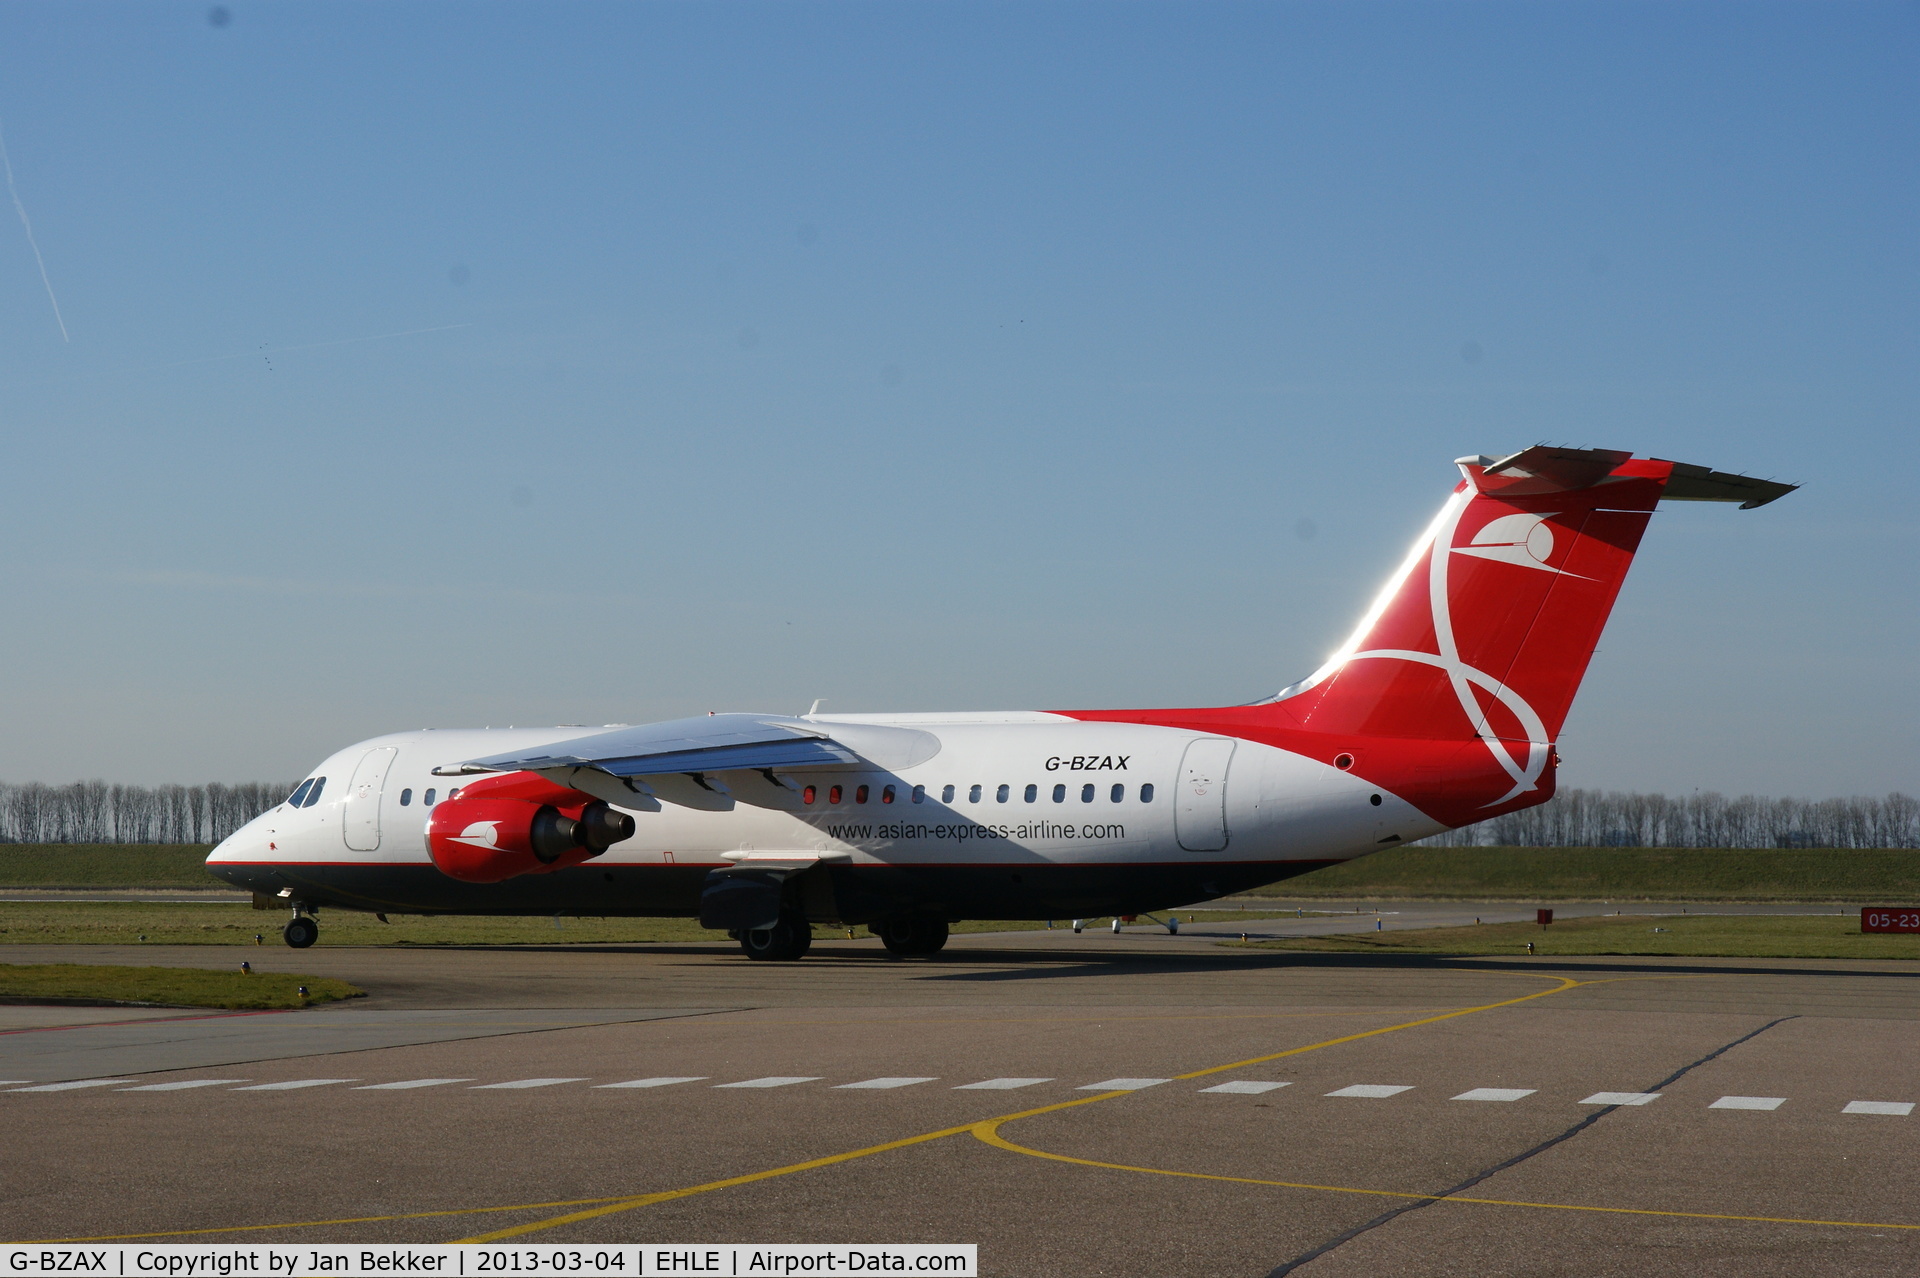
[{"x1": 207, "y1": 446, "x2": 1793, "y2": 959}]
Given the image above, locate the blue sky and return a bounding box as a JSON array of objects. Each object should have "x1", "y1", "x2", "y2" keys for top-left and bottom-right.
[{"x1": 0, "y1": 1, "x2": 1912, "y2": 795}]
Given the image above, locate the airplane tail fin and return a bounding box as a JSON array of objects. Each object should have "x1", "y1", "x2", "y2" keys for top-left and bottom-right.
[{"x1": 1270, "y1": 447, "x2": 1793, "y2": 810}]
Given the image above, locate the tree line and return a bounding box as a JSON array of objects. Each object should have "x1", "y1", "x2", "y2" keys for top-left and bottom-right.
[
  {"x1": 0, "y1": 781, "x2": 295, "y2": 846},
  {"x1": 1420, "y1": 788, "x2": 1919, "y2": 849},
  {"x1": 0, "y1": 779, "x2": 1912, "y2": 850}
]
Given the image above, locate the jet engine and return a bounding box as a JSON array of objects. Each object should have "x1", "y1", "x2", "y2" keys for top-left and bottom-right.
[{"x1": 426, "y1": 771, "x2": 636, "y2": 883}]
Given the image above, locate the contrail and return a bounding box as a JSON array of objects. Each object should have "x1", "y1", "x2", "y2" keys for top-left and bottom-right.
[{"x1": 0, "y1": 120, "x2": 69, "y2": 342}]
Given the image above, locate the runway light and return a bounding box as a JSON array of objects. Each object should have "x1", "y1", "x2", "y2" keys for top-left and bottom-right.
[
  {"x1": 240, "y1": 962, "x2": 251, "y2": 975},
  {"x1": 1239, "y1": 932, "x2": 1248, "y2": 941},
  {"x1": 297, "y1": 985, "x2": 309, "y2": 999},
  {"x1": 253, "y1": 934, "x2": 263, "y2": 945}
]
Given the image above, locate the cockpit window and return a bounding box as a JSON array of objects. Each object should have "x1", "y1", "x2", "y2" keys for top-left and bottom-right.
[
  {"x1": 287, "y1": 779, "x2": 314, "y2": 808},
  {"x1": 301, "y1": 778, "x2": 326, "y2": 808}
]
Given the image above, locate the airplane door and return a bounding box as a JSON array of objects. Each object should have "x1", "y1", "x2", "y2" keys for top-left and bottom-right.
[
  {"x1": 1175, "y1": 738, "x2": 1235, "y2": 852},
  {"x1": 342, "y1": 747, "x2": 398, "y2": 852}
]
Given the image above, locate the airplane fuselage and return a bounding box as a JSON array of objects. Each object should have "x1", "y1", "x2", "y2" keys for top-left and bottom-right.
[{"x1": 207, "y1": 712, "x2": 1440, "y2": 921}]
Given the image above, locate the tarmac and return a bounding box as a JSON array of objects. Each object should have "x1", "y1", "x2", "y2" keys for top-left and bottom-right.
[{"x1": 2, "y1": 920, "x2": 1917, "y2": 1276}]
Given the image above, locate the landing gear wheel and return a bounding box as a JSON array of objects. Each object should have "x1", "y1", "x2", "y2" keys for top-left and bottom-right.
[
  {"x1": 874, "y1": 915, "x2": 949, "y2": 958},
  {"x1": 739, "y1": 912, "x2": 813, "y2": 961},
  {"x1": 283, "y1": 916, "x2": 319, "y2": 949}
]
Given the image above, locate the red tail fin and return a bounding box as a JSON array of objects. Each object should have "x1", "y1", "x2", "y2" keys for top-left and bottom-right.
[
  {"x1": 1279, "y1": 447, "x2": 1665, "y2": 806},
  {"x1": 1066, "y1": 446, "x2": 1793, "y2": 826}
]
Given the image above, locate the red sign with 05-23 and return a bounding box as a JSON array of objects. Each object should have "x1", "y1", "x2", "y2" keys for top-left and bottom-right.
[{"x1": 1861, "y1": 909, "x2": 1920, "y2": 934}]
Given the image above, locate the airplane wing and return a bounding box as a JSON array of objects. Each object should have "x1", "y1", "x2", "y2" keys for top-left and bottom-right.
[
  {"x1": 435, "y1": 714, "x2": 941, "y2": 812},
  {"x1": 451, "y1": 714, "x2": 861, "y2": 777}
]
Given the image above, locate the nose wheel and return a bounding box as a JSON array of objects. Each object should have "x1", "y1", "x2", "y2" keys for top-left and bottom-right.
[{"x1": 283, "y1": 916, "x2": 319, "y2": 948}]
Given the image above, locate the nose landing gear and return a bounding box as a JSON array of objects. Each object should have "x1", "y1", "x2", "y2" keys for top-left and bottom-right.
[{"x1": 283, "y1": 911, "x2": 318, "y2": 949}]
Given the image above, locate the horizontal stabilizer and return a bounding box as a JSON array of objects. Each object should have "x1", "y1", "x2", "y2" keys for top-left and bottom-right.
[
  {"x1": 1657, "y1": 461, "x2": 1798, "y2": 508},
  {"x1": 1460, "y1": 445, "x2": 1796, "y2": 508}
]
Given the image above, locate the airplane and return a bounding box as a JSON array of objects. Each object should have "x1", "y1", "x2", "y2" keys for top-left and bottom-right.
[{"x1": 206, "y1": 445, "x2": 1794, "y2": 960}]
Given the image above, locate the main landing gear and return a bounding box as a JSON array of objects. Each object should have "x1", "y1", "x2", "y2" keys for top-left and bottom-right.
[
  {"x1": 283, "y1": 911, "x2": 318, "y2": 949},
  {"x1": 873, "y1": 915, "x2": 949, "y2": 958},
  {"x1": 736, "y1": 910, "x2": 813, "y2": 962}
]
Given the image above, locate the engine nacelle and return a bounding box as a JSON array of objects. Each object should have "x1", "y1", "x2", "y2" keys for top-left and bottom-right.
[{"x1": 426, "y1": 771, "x2": 637, "y2": 884}]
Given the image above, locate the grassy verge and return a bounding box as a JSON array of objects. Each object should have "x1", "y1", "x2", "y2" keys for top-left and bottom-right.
[
  {"x1": 0, "y1": 845, "x2": 223, "y2": 889},
  {"x1": 0, "y1": 961, "x2": 363, "y2": 1009},
  {"x1": 0, "y1": 902, "x2": 1325, "y2": 946},
  {"x1": 1261, "y1": 846, "x2": 1920, "y2": 902},
  {"x1": 1231, "y1": 912, "x2": 1920, "y2": 960}
]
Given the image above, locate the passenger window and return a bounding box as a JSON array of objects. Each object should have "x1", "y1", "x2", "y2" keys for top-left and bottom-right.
[
  {"x1": 287, "y1": 780, "x2": 314, "y2": 808},
  {"x1": 399, "y1": 788, "x2": 413, "y2": 806},
  {"x1": 829, "y1": 785, "x2": 843, "y2": 804},
  {"x1": 445, "y1": 786, "x2": 459, "y2": 801},
  {"x1": 996, "y1": 784, "x2": 1009, "y2": 803},
  {"x1": 856, "y1": 784, "x2": 870, "y2": 804},
  {"x1": 969, "y1": 784, "x2": 982, "y2": 803},
  {"x1": 882, "y1": 785, "x2": 896, "y2": 804},
  {"x1": 1111, "y1": 783, "x2": 1124, "y2": 803},
  {"x1": 912, "y1": 785, "x2": 925, "y2": 804},
  {"x1": 1140, "y1": 783, "x2": 1154, "y2": 803},
  {"x1": 1024, "y1": 784, "x2": 1037, "y2": 803},
  {"x1": 941, "y1": 784, "x2": 955, "y2": 803},
  {"x1": 424, "y1": 787, "x2": 437, "y2": 806},
  {"x1": 303, "y1": 778, "x2": 328, "y2": 807},
  {"x1": 1080, "y1": 783, "x2": 1094, "y2": 803},
  {"x1": 1053, "y1": 784, "x2": 1065, "y2": 803},
  {"x1": 803, "y1": 785, "x2": 817, "y2": 805}
]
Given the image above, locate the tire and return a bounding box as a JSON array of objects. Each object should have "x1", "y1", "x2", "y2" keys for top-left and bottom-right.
[
  {"x1": 739, "y1": 912, "x2": 813, "y2": 961},
  {"x1": 283, "y1": 916, "x2": 319, "y2": 949},
  {"x1": 874, "y1": 915, "x2": 949, "y2": 958}
]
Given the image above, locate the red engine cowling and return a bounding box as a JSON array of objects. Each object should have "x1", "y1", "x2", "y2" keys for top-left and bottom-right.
[{"x1": 426, "y1": 771, "x2": 637, "y2": 884}]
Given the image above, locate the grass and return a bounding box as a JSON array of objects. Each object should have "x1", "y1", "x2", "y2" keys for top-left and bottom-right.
[
  {"x1": 0, "y1": 902, "x2": 1316, "y2": 947},
  {"x1": 1232, "y1": 912, "x2": 1920, "y2": 960},
  {"x1": 1261, "y1": 846, "x2": 1920, "y2": 902},
  {"x1": 0, "y1": 961, "x2": 364, "y2": 1009},
  {"x1": 0, "y1": 844, "x2": 221, "y2": 889}
]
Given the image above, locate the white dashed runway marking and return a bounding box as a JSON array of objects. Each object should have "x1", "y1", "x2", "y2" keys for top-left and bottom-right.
[
  {"x1": 1325, "y1": 1084, "x2": 1412, "y2": 1099},
  {"x1": 1843, "y1": 1101, "x2": 1914, "y2": 1116},
  {"x1": 1453, "y1": 1088, "x2": 1537, "y2": 1102},
  {"x1": 5, "y1": 1071, "x2": 1912, "y2": 1122}
]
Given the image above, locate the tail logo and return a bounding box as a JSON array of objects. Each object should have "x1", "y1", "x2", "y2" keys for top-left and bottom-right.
[{"x1": 1340, "y1": 492, "x2": 1553, "y2": 807}]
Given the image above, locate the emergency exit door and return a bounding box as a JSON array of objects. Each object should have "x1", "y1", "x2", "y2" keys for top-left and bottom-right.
[{"x1": 1175, "y1": 738, "x2": 1235, "y2": 851}]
